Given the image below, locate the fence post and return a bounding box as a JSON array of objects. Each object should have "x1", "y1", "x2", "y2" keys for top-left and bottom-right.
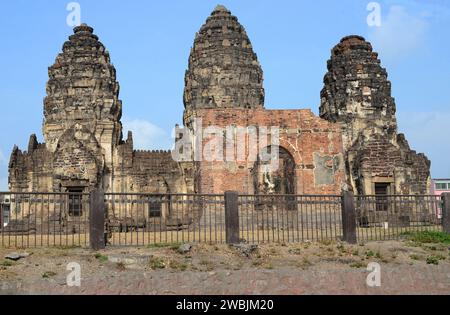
[
  {"x1": 89, "y1": 188, "x2": 105, "y2": 250},
  {"x1": 442, "y1": 193, "x2": 450, "y2": 234},
  {"x1": 225, "y1": 191, "x2": 240, "y2": 244},
  {"x1": 341, "y1": 190, "x2": 357, "y2": 244}
]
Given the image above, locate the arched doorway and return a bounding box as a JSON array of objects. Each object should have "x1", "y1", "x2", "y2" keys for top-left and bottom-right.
[{"x1": 253, "y1": 146, "x2": 296, "y2": 195}]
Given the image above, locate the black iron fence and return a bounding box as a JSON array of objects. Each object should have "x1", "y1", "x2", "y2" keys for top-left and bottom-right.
[
  {"x1": 104, "y1": 193, "x2": 225, "y2": 246},
  {"x1": 238, "y1": 195, "x2": 343, "y2": 243},
  {"x1": 0, "y1": 191, "x2": 449, "y2": 248},
  {"x1": 0, "y1": 192, "x2": 89, "y2": 248},
  {"x1": 355, "y1": 195, "x2": 443, "y2": 242}
]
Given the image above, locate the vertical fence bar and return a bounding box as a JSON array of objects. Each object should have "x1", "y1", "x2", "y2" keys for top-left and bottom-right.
[
  {"x1": 341, "y1": 191, "x2": 357, "y2": 244},
  {"x1": 442, "y1": 193, "x2": 450, "y2": 234},
  {"x1": 225, "y1": 191, "x2": 239, "y2": 244},
  {"x1": 89, "y1": 189, "x2": 105, "y2": 250}
]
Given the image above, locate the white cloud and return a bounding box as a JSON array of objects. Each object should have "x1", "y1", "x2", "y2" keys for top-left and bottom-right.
[
  {"x1": 397, "y1": 111, "x2": 450, "y2": 178},
  {"x1": 122, "y1": 118, "x2": 173, "y2": 150},
  {"x1": 368, "y1": 5, "x2": 428, "y2": 62}
]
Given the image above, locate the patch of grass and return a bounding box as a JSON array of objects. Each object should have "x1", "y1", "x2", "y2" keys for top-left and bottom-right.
[
  {"x1": 352, "y1": 250, "x2": 359, "y2": 256},
  {"x1": 149, "y1": 257, "x2": 166, "y2": 270},
  {"x1": 319, "y1": 239, "x2": 333, "y2": 246},
  {"x1": 42, "y1": 271, "x2": 57, "y2": 278},
  {"x1": 297, "y1": 257, "x2": 313, "y2": 270},
  {"x1": 147, "y1": 243, "x2": 182, "y2": 250},
  {"x1": 264, "y1": 263, "x2": 274, "y2": 270},
  {"x1": 116, "y1": 262, "x2": 126, "y2": 271},
  {"x1": 0, "y1": 260, "x2": 14, "y2": 267},
  {"x1": 252, "y1": 260, "x2": 263, "y2": 267},
  {"x1": 56, "y1": 245, "x2": 81, "y2": 250},
  {"x1": 365, "y1": 250, "x2": 375, "y2": 258},
  {"x1": 426, "y1": 256, "x2": 440, "y2": 265},
  {"x1": 288, "y1": 248, "x2": 301, "y2": 255},
  {"x1": 350, "y1": 261, "x2": 366, "y2": 268},
  {"x1": 199, "y1": 259, "x2": 214, "y2": 271},
  {"x1": 405, "y1": 241, "x2": 422, "y2": 248},
  {"x1": 426, "y1": 254, "x2": 446, "y2": 266},
  {"x1": 402, "y1": 231, "x2": 450, "y2": 245},
  {"x1": 169, "y1": 260, "x2": 188, "y2": 271},
  {"x1": 94, "y1": 253, "x2": 108, "y2": 263},
  {"x1": 410, "y1": 254, "x2": 422, "y2": 261},
  {"x1": 326, "y1": 247, "x2": 335, "y2": 254}
]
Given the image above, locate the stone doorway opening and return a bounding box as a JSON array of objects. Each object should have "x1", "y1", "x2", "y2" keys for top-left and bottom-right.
[
  {"x1": 253, "y1": 146, "x2": 296, "y2": 196},
  {"x1": 375, "y1": 183, "x2": 390, "y2": 212}
]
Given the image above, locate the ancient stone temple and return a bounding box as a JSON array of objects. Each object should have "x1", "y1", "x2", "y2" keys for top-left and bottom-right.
[
  {"x1": 9, "y1": 24, "x2": 193, "y2": 196},
  {"x1": 184, "y1": 5, "x2": 265, "y2": 110},
  {"x1": 8, "y1": 6, "x2": 430, "y2": 199},
  {"x1": 181, "y1": 5, "x2": 345, "y2": 195},
  {"x1": 320, "y1": 35, "x2": 431, "y2": 195}
]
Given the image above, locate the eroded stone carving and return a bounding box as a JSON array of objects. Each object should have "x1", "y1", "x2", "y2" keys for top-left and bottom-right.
[
  {"x1": 184, "y1": 5, "x2": 265, "y2": 111},
  {"x1": 320, "y1": 35, "x2": 431, "y2": 195}
]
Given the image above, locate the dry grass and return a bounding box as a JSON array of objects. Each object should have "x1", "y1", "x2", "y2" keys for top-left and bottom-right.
[
  {"x1": 0, "y1": 225, "x2": 442, "y2": 248},
  {"x1": 0, "y1": 234, "x2": 88, "y2": 248}
]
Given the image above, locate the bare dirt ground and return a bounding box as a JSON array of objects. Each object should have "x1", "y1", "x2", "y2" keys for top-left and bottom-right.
[{"x1": 1, "y1": 239, "x2": 449, "y2": 295}]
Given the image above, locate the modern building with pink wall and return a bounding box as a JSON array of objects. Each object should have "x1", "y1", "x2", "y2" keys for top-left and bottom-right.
[
  {"x1": 431, "y1": 179, "x2": 450, "y2": 196},
  {"x1": 431, "y1": 179, "x2": 450, "y2": 219}
]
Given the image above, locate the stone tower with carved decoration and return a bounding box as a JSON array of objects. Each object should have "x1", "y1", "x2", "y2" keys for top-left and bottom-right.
[{"x1": 320, "y1": 35, "x2": 431, "y2": 195}]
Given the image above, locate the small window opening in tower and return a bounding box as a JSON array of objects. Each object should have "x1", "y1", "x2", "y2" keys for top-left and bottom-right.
[
  {"x1": 375, "y1": 183, "x2": 390, "y2": 212},
  {"x1": 68, "y1": 187, "x2": 84, "y2": 217},
  {"x1": 149, "y1": 198, "x2": 162, "y2": 218}
]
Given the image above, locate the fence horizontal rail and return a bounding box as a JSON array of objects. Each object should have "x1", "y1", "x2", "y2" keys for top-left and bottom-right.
[{"x1": 0, "y1": 192, "x2": 447, "y2": 248}]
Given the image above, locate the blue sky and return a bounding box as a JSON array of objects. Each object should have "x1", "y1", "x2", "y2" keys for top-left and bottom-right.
[{"x1": 0, "y1": 0, "x2": 449, "y2": 190}]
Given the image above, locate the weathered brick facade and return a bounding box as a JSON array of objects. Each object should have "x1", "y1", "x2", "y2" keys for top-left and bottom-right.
[
  {"x1": 184, "y1": 108, "x2": 344, "y2": 195},
  {"x1": 8, "y1": 6, "x2": 430, "y2": 199}
]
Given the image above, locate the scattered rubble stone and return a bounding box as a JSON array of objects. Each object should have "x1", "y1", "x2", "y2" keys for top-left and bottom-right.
[
  {"x1": 5, "y1": 252, "x2": 30, "y2": 261},
  {"x1": 231, "y1": 244, "x2": 259, "y2": 257},
  {"x1": 178, "y1": 244, "x2": 193, "y2": 254}
]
